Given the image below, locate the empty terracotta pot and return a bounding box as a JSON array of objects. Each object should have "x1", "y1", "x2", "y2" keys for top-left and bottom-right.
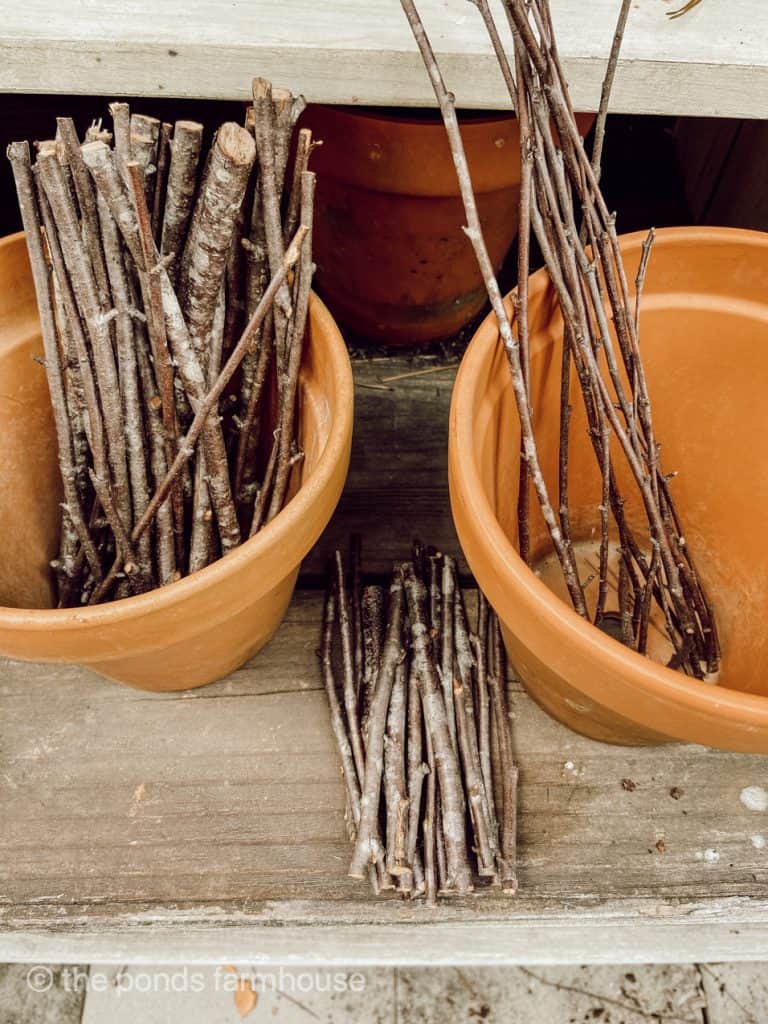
[
  {"x1": 450, "y1": 226, "x2": 768, "y2": 752},
  {"x1": 302, "y1": 105, "x2": 593, "y2": 345},
  {"x1": 0, "y1": 231, "x2": 353, "y2": 691}
]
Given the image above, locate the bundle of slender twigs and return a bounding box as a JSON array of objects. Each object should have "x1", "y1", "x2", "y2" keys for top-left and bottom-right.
[
  {"x1": 322, "y1": 540, "x2": 518, "y2": 902},
  {"x1": 7, "y1": 77, "x2": 316, "y2": 607},
  {"x1": 402, "y1": 0, "x2": 720, "y2": 679}
]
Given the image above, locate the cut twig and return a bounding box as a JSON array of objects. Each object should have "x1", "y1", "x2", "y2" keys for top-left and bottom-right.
[
  {"x1": 7, "y1": 142, "x2": 101, "y2": 581},
  {"x1": 488, "y1": 614, "x2": 518, "y2": 893},
  {"x1": 37, "y1": 148, "x2": 132, "y2": 534},
  {"x1": 151, "y1": 122, "x2": 173, "y2": 244},
  {"x1": 335, "y1": 549, "x2": 367, "y2": 789},
  {"x1": 384, "y1": 657, "x2": 410, "y2": 876},
  {"x1": 402, "y1": 0, "x2": 586, "y2": 619},
  {"x1": 440, "y1": 555, "x2": 457, "y2": 751},
  {"x1": 349, "y1": 573, "x2": 405, "y2": 879},
  {"x1": 403, "y1": 562, "x2": 473, "y2": 894},
  {"x1": 591, "y1": 0, "x2": 632, "y2": 182},
  {"x1": 267, "y1": 170, "x2": 315, "y2": 521},
  {"x1": 406, "y1": 660, "x2": 428, "y2": 869},
  {"x1": 10, "y1": 83, "x2": 312, "y2": 609},
  {"x1": 160, "y1": 120, "x2": 203, "y2": 288},
  {"x1": 361, "y1": 584, "x2": 385, "y2": 742}
]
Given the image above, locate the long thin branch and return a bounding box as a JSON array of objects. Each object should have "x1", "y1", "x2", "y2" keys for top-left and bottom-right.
[
  {"x1": 402, "y1": 0, "x2": 586, "y2": 618},
  {"x1": 349, "y1": 573, "x2": 405, "y2": 879},
  {"x1": 7, "y1": 142, "x2": 101, "y2": 583},
  {"x1": 89, "y1": 227, "x2": 306, "y2": 602},
  {"x1": 590, "y1": 0, "x2": 632, "y2": 182},
  {"x1": 402, "y1": 562, "x2": 473, "y2": 895}
]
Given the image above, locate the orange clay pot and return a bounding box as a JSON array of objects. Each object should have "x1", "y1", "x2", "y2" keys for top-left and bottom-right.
[
  {"x1": 0, "y1": 231, "x2": 353, "y2": 691},
  {"x1": 301, "y1": 105, "x2": 594, "y2": 345},
  {"x1": 450, "y1": 226, "x2": 768, "y2": 752}
]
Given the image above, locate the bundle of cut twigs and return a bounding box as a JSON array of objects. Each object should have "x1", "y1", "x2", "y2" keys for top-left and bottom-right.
[
  {"x1": 402, "y1": 0, "x2": 719, "y2": 679},
  {"x1": 322, "y1": 541, "x2": 518, "y2": 902},
  {"x1": 7, "y1": 78, "x2": 316, "y2": 607}
]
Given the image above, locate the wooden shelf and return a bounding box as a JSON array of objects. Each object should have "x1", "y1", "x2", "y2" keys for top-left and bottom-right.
[
  {"x1": 1, "y1": 355, "x2": 767, "y2": 965},
  {"x1": 0, "y1": 1, "x2": 766, "y2": 118}
]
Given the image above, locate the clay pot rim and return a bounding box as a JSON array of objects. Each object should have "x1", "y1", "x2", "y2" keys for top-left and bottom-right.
[
  {"x1": 0, "y1": 277, "x2": 354, "y2": 631},
  {"x1": 450, "y1": 224, "x2": 768, "y2": 726}
]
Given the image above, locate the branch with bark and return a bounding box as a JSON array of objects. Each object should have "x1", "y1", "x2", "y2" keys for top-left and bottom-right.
[
  {"x1": 7, "y1": 81, "x2": 316, "y2": 608},
  {"x1": 321, "y1": 542, "x2": 519, "y2": 902},
  {"x1": 401, "y1": 0, "x2": 719, "y2": 679}
]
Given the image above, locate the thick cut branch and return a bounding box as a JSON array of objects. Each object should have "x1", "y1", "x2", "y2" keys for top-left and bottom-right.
[
  {"x1": 7, "y1": 142, "x2": 101, "y2": 583},
  {"x1": 160, "y1": 120, "x2": 203, "y2": 288}
]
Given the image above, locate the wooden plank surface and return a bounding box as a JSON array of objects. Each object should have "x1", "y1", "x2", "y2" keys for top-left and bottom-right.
[
  {"x1": 0, "y1": 1, "x2": 767, "y2": 118},
  {"x1": 2, "y1": 589, "x2": 768, "y2": 963},
  {"x1": 303, "y1": 354, "x2": 462, "y2": 579},
  {"x1": 1, "y1": 354, "x2": 768, "y2": 965}
]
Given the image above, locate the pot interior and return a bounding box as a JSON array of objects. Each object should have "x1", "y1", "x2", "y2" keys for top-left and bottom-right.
[
  {"x1": 476, "y1": 231, "x2": 768, "y2": 699},
  {"x1": 0, "y1": 233, "x2": 332, "y2": 613}
]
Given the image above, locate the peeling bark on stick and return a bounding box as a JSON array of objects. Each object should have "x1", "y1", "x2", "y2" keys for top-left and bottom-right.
[
  {"x1": 384, "y1": 658, "x2": 410, "y2": 877},
  {"x1": 37, "y1": 148, "x2": 132, "y2": 536},
  {"x1": 349, "y1": 573, "x2": 405, "y2": 879},
  {"x1": 179, "y1": 122, "x2": 255, "y2": 358},
  {"x1": 96, "y1": 191, "x2": 153, "y2": 587},
  {"x1": 134, "y1": 325, "x2": 176, "y2": 586},
  {"x1": 403, "y1": 562, "x2": 473, "y2": 895},
  {"x1": 160, "y1": 120, "x2": 203, "y2": 289},
  {"x1": 6, "y1": 141, "x2": 101, "y2": 586},
  {"x1": 360, "y1": 584, "x2": 384, "y2": 743},
  {"x1": 266, "y1": 170, "x2": 315, "y2": 522}
]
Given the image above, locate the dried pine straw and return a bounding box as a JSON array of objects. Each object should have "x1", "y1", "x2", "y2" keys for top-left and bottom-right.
[{"x1": 8, "y1": 78, "x2": 316, "y2": 607}]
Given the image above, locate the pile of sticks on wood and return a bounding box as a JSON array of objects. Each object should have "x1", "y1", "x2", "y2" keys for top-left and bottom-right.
[
  {"x1": 8, "y1": 77, "x2": 316, "y2": 607},
  {"x1": 402, "y1": 0, "x2": 719, "y2": 678},
  {"x1": 322, "y1": 541, "x2": 518, "y2": 902}
]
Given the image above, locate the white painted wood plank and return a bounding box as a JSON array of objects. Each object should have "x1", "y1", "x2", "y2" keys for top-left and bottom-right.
[
  {"x1": 0, "y1": 1, "x2": 766, "y2": 118},
  {"x1": 4, "y1": 898, "x2": 768, "y2": 965}
]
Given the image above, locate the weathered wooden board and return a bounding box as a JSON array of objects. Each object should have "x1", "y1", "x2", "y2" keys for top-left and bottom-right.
[
  {"x1": 1, "y1": 355, "x2": 768, "y2": 965},
  {"x1": 0, "y1": 1, "x2": 767, "y2": 118},
  {"x1": 1, "y1": 588, "x2": 768, "y2": 964},
  {"x1": 303, "y1": 354, "x2": 463, "y2": 579}
]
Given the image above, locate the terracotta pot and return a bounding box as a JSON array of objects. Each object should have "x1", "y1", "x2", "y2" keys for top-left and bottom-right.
[
  {"x1": 301, "y1": 105, "x2": 593, "y2": 346},
  {"x1": 450, "y1": 226, "x2": 768, "y2": 752},
  {"x1": 0, "y1": 232, "x2": 353, "y2": 691}
]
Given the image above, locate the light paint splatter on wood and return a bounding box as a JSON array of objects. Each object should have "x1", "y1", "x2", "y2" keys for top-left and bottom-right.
[{"x1": 740, "y1": 787, "x2": 768, "y2": 812}]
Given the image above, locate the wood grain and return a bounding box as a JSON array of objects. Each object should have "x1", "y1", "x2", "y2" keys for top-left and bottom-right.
[
  {"x1": 1, "y1": 590, "x2": 768, "y2": 962},
  {"x1": 303, "y1": 355, "x2": 462, "y2": 578},
  {"x1": 0, "y1": 1, "x2": 766, "y2": 118},
  {"x1": 1, "y1": 354, "x2": 768, "y2": 963}
]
